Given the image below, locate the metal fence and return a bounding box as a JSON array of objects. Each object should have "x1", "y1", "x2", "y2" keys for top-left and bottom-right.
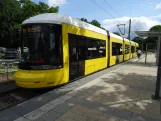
[{"x1": 0, "y1": 60, "x2": 18, "y2": 85}]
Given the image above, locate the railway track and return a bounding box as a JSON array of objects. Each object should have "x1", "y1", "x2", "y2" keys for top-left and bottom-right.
[{"x1": 0, "y1": 87, "x2": 53, "y2": 112}]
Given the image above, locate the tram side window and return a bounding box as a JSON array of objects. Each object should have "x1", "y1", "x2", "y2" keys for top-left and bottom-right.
[
  {"x1": 86, "y1": 39, "x2": 106, "y2": 59},
  {"x1": 68, "y1": 33, "x2": 106, "y2": 60},
  {"x1": 86, "y1": 39, "x2": 99, "y2": 59},
  {"x1": 98, "y1": 40, "x2": 106, "y2": 57},
  {"x1": 125, "y1": 44, "x2": 129, "y2": 54},
  {"x1": 48, "y1": 24, "x2": 63, "y2": 64},
  {"x1": 112, "y1": 42, "x2": 122, "y2": 56},
  {"x1": 78, "y1": 36, "x2": 86, "y2": 60},
  {"x1": 131, "y1": 46, "x2": 135, "y2": 53}
]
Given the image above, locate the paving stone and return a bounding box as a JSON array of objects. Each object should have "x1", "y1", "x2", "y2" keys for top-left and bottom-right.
[
  {"x1": 66, "y1": 96, "x2": 84, "y2": 104},
  {"x1": 59, "y1": 94, "x2": 73, "y2": 101},
  {"x1": 14, "y1": 117, "x2": 30, "y2": 121},
  {"x1": 0, "y1": 109, "x2": 20, "y2": 121},
  {"x1": 33, "y1": 118, "x2": 45, "y2": 121},
  {"x1": 83, "y1": 108, "x2": 103, "y2": 120},
  {"x1": 142, "y1": 110, "x2": 161, "y2": 119},
  {"x1": 18, "y1": 100, "x2": 44, "y2": 113},
  {"x1": 39, "y1": 102, "x2": 57, "y2": 112},
  {"x1": 98, "y1": 114, "x2": 120, "y2": 121},
  {"x1": 70, "y1": 105, "x2": 89, "y2": 115},
  {"x1": 58, "y1": 111, "x2": 88, "y2": 121},
  {"x1": 40, "y1": 110, "x2": 62, "y2": 121},
  {"x1": 79, "y1": 99, "x2": 102, "y2": 109},
  {"x1": 53, "y1": 102, "x2": 75, "y2": 114},
  {"x1": 4, "y1": 104, "x2": 31, "y2": 117},
  {"x1": 95, "y1": 106, "x2": 115, "y2": 115},
  {"x1": 109, "y1": 104, "x2": 126, "y2": 109},
  {"x1": 49, "y1": 98, "x2": 65, "y2": 106},
  {"x1": 74, "y1": 90, "x2": 94, "y2": 99},
  {"x1": 131, "y1": 113, "x2": 161, "y2": 121},
  {"x1": 125, "y1": 103, "x2": 142, "y2": 114},
  {"x1": 87, "y1": 118, "x2": 98, "y2": 121},
  {"x1": 55, "y1": 119, "x2": 64, "y2": 121},
  {"x1": 113, "y1": 109, "x2": 132, "y2": 120},
  {"x1": 119, "y1": 119, "x2": 128, "y2": 121},
  {"x1": 135, "y1": 100, "x2": 160, "y2": 112},
  {"x1": 24, "y1": 109, "x2": 45, "y2": 120}
]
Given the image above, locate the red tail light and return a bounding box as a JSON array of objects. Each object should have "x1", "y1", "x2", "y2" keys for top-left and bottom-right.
[
  {"x1": 39, "y1": 58, "x2": 44, "y2": 62},
  {"x1": 35, "y1": 82, "x2": 40, "y2": 84}
]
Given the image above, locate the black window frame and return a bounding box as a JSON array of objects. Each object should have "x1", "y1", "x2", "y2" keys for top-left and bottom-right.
[
  {"x1": 131, "y1": 46, "x2": 135, "y2": 53},
  {"x1": 125, "y1": 44, "x2": 130, "y2": 54},
  {"x1": 68, "y1": 34, "x2": 106, "y2": 61},
  {"x1": 19, "y1": 23, "x2": 63, "y2": 70},
  {"x1": 112, "y1": 42, "x2": 123, "y2": 56}
]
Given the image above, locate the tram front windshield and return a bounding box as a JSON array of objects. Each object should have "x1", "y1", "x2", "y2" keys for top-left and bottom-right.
[{"x1": 20, "y1": 24, "x2": 62, "y2": 70}]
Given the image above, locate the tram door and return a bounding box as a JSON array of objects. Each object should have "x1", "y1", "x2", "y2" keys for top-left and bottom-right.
[{"x1": 68, "y1": 34, "x2": 85, "y2": 80}]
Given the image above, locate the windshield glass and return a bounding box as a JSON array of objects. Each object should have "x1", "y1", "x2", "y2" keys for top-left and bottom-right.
[
  {"x1": 22, "y1": 24, "x2": 45, "y2": 63},
  {"x1": 20, "y1": 24, "x2": 63, "y2": 69}
]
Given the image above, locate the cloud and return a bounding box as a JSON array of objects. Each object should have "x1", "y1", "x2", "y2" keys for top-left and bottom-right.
[
  {"x1": 48, "y1": 0, "x2": 67, "y2": 7},
  {"x1": 102, "y1": 15, "x2": 161, "y2": 38},
  {"x1": 156, "y1": 2, "x2": 161, "y2": 9}
]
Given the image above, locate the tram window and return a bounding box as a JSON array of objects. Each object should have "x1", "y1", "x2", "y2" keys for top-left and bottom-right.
[
  {"x1": 68, "y1": 33, "x2": 106, "y2": 60},
  {"x1": 125, "y1": 44, "x2": 129, "y2": 54},
  {"x1": 86, "y1": 39, "x2": 99, "y2": 59},
  {"x1": 131, "y1": 46, "x2": 135, "y2": 53},
  {"x1": 48, "y1": 32, "x2": 56, "y2": 63},
  {"x1": 47, "y1": 24, "x2": 63, "y2": 64},
  {"x1": 112, "y1": 42, "x2": 122, "y2": 56},
  {"x1": 77, "y1": 37, "x2": 86, "y2": 60},
  {"x1": 98, "y1": 40, "x2": 106, "y2": 57}
]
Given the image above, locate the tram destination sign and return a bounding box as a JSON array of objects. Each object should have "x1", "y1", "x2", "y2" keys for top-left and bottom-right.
[{"x1": 23, "y1": 27, "x2": 40, "y2": 33}]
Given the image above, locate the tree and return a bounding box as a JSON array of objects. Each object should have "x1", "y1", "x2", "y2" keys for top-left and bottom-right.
[
  {"x1": 132, "y1": 37, "x2": 146, "y2": 50},
  {"x1": 0, "y1": 0, "x2": 59, "y2": 47},
  {"x1": 113, "y1": 32, "x2": 121, "y2": 36},
  {"x1": 80, "y1": 18, "x2": 88, "y2": 23},
  {"x1": 150, "y1": 25, "x2": 161, "y2": 31},
  {"x1": 0, "y1": 0, "x2": 21, "y2": 47},
  {"x1": 20, "y1": 1, "x2": 59, "y2": 22},
  {"x1": 90, "y1": 20, "x2": 101, "y2": 28},
  {"x1": 132, "y1": 37, "x2": 143, "y2": 44}
]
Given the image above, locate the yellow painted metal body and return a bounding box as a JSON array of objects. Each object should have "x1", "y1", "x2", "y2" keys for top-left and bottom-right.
[
  {"x1": 14, "y1": 23, "x2": 107, "y2": 88},
  {"x1": 124, "y1": 41, "x2": 130, "y2": 61},
  {"x1": 14, "y1": 22, "x2": 138, "y2": 88},
  {"x1": 62, "y1": 24, "x2": 108, "y2": 76},
  {"x1": 110, "y1": 36, "x2": 123, "y2": 66},
  {"x1": 130, "y1": 43, "x2": 136, "y2": 58}
]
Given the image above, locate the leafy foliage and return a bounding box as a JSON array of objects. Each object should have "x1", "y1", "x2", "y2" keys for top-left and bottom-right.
[
  {"x1": 0, "y1": 0, "x2": 59, "y2": 47},
  {"x1": 150, "y1": 25, "x2": 161, "y2": 31},
  {"x1": 113, "y1": 32, "x2": 121, "y2": 36},
  {"x1": 80, "y1": 18, "x2": 88, "y2": 23},
  {"x1": 79, "y1": 18, "x2": 106, "y2": 30},
  {"x1": 90, "y1": 20, "x2": 101, "y2": 28}
]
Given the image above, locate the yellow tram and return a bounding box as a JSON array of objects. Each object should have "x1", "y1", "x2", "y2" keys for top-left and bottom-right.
[{"x1": 14, "y1": 13, "x2": 138, "y2": 88}]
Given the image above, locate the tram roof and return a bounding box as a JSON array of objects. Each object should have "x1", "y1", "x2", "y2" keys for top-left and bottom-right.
[
  {"x1": 22, "y1": 13, "x2": 136, "y2": 44},
  {"x1": 22, "y1": 13, "x2": 107, "y2": 35},
  {"x1": 131, "y1": 41, "x2": 136, "y2": 44}
]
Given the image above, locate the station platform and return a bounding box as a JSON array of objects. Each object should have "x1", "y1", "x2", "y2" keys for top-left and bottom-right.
[{"x1": 1, "y1": 54, "x2": 160, "y2": 121}]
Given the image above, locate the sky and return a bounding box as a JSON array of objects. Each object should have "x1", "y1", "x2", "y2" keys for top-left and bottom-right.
[{"x1": 33, "y1": 0, "x2": 161, "y2": 38}]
